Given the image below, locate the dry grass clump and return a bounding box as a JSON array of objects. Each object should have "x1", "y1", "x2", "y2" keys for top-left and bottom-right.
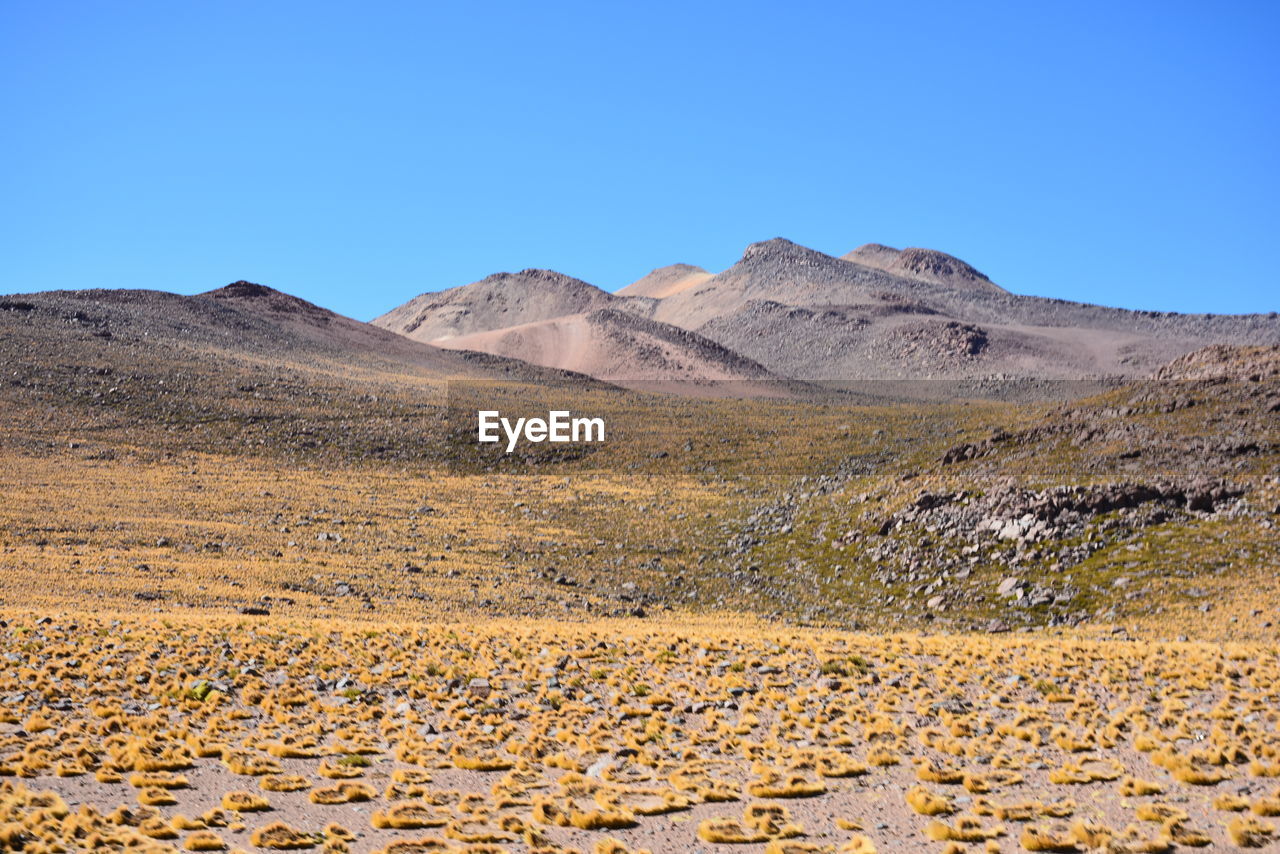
[
  {"x1": 567, "y1": 808, "x2": 639, "y2": 831},
  {"x1": 374, "y1": 840, "x2": 457, "y2": 854},
  {"x1": 697, "y1": 802, "x2": 803, "y2": 843},
  {"x1": 926, "y1": 815, "x2": 1005, "y2": 842},
  {"x1": 594, "y1": 839, "x2": 654, "y2": 854},
  {"x1": 129, "y1": 771, "x2": 190, "y2": 789},
  {"x1": 1047, "y1": 758, "x2": 1122, "y2": 784},
  {"x1": 1214, "y1": 792, "x2": 1251, "y2": 811},
  {"x1": 1117, "y1": 776, "x2": 1163, "y2": 796},
  {"x1": 595, "y1": 786, "x2": 691, "y2": 815},
  {"x1": 1253, "y1": 789, "x2": 1280, "y2": 816},
  {"x1": 316, "y1": 758, "x2": 366, "y2": 779},
  {"x1": 747, "y1": 769, "x2": 827, "y2": 798},
  {"x1": 371, "y1": 802, "x2": 452, "y2": 829},
  {"x1": 250, "y1": 820, "x2": 321, "y2": 849},
  {"x1": 309, "y1": 782, "x2": 376, "y2": 804},
  {"x1": 1019, "y1": 823, "x2": 1080, "y2": 852},
  {"x1": 1164, "y1": 820, "x2": 1212, "y2": 847},
  {"x1": 1228, "y1": 815, "x2": 1276, "y2": 847},
  {"x1": 137, "y1": 785, "x2": 179, "y2": 806},
  {"x1": 906, "y1": 785, "x2": 956, "y2": 816},
  {"x1": 183, "y1": 829, "x2": 228, "y2": 850},
  {"x1": 696, "y1": 816, "x2": 770, "y2": 844},
  {"x1": 449, "y1": 742, "x2": 515, "y2": 771},
  {"x1": 1170, "y1": 764, "x2": 1231, "y2": 786},
  {"x1": 223, "y1": 751, "x2": 283, "y2": 776},
  {"x1": 222, "y1": 790, "x2": 272, "y2": 812},
  {"x1": 763, "y1": 841, "x2": 836, "y2": 854},
  {"x1": 261, "y1": 774, "x2": 312, "y2": 792}
]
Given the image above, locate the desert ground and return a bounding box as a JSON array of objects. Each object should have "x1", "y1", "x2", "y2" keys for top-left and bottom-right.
[{"x1": 1, "y1": 284, "x2": 1278, "y2": 852}]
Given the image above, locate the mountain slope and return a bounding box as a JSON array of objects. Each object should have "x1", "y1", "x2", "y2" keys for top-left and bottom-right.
[
  {"x1": 435, "y1": 307, "x2": 775, "y2": 387},
  {"x1": 694, "y1": 299, "x2": 1216, "y2": 380},
  {"x1": 198, "y1": 280, "x2": 534, "y2": 377}
]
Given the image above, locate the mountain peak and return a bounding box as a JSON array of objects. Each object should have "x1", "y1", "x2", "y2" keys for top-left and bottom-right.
[
  {"x1": 202, "y1": 280, "x2": 335, "y2": 318},
  {"x1": 642, "y1": 263, "x2": 707, "y2": 278},
  {"x1": 476, "y1": 268, "x2": 601, "y2": 294},
  {"x1": 617, "y1": 263, "x2": 711, "y2": 299},
  {"x1": 204, "y1": 280, "x2": 280, "y2": 299},
  {"x1": 896, "y1": 248, "x2": 991, "y2": 284},
  {"x1": 375, "y1": 268, "x2": 614, "y2": 342},
  {"x1": 737, "y1": 238, "x2": 839, "y2": 269},
  {"x1": 843, "y1": 244, "x2": 1006, "y2": 294},
  {"x1": 513, "y1": 268, "x2": 581, "y2": 283}
]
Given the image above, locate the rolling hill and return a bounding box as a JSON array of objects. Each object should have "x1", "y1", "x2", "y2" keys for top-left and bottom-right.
[{"x1": 0, "y1": 280, "x2": 593, "y2": 462}]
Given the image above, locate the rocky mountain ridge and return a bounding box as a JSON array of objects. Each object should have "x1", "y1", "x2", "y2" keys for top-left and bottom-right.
[{"x1": 374, "y1": 238, "x2": 1280, "y2": 383}]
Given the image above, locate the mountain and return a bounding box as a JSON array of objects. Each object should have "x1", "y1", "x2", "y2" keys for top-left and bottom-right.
[
  {"x1": 648, "y1": 238, "x2": 1279, "y2": 379},
  {"x1": 374, "y1": 237, "x2": 1280, "y2": 384},
  {"x1": 373, "y1": 266, "x2": 782, "y2": 386},
  {"x1": 372, "y1": 268, "x2": 618, "y2": 343},
  {"x1": 842, "y1": 243, "x2": 1006, "y2": 294},
  {"x1": 0, "y1": 281, "x2": 593, "y2": 461},
  {"x1": 645, "y1": 238, "x2": 883, "y2": 330},
  {"x1": 616, "y1": 264, "x2": 713, "y2": 299}
]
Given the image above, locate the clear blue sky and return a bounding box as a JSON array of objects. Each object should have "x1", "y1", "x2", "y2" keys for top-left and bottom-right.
[{"x1": 3, "y1": 1, "x2": 1277, "y2": 320}]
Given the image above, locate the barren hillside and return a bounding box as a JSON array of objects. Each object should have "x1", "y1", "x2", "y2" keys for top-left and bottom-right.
[
  {"x1": 0, "y1": 281, "x2": 592, "y2": 462},
  {"x1": 436, "y1": 308, "x2": 775, "y2": 387}
]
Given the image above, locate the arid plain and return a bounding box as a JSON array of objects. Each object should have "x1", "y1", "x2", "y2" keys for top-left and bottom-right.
[{"x1": 2, "y1": 250, "x2": 1279, "y2": 852}]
